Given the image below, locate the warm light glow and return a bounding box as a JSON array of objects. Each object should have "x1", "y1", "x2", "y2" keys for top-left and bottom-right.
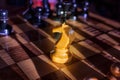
[
  {"x1": 110, "y1": 63, "x2": 120, "y2": 77},
  {"x1": 32, "y1": 0, "x2": 43, "y2": 8},
  {"x1": 83, "y1": 77, "x2": 99, "y2": 80},
  {"x1": 51, "y1": 23, "x2": 74, "y2": 63}
]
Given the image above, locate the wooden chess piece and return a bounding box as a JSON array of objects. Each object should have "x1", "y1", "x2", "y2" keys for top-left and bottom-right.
[{"x1": 50, "y1": 22, "x2": 75, "y2": 63}]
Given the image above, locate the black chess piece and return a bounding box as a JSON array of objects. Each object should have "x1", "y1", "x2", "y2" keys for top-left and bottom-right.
[
  {"x1": 22, "y1": 0, "x2": 34, "y2": 20},
  {"x1": 62, "y1": 1, "x2": 72, "y2": 22},
  {"x1": 0, "y1": 9, "x2": 13, "y2": 35},
  {"x1": 69, "y1": 0, "x2": 77, "y2": 20},
  {"x1": 42, "y1": 0, "x2": 51, "y2": 18},
  {"x1": 81, "y1": 0, "x2": 89, "y2": 20},
  {"x1": 31, "y1": 7, "x2": 44, "y2": 26},
  {"x1": 54, "y1": 0, "x2": 64, "y2": 21},
  {"x1": 23, "y1": 0, "x2": 44, "y2": 27}
]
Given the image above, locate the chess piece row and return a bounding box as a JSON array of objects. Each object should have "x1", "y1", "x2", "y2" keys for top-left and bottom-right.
[
  {"x1": 54, "y1": 0, "x2": 78, "y2": 21},
  {"x1": 0, "y1": 0, "x2": 90, "y2": 36},
  {"x1": 22, "y1": 0, "x2": 90, "y2": 25}
]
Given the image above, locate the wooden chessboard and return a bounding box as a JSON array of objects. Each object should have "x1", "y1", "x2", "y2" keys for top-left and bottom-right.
[{"x1": 0, "y1": 12, "x2": 120, "y2": 80}]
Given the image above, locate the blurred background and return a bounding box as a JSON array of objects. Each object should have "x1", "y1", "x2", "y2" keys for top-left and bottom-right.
[{"x1": 0, "y1": 0, "x2": 120, "y2": 22}]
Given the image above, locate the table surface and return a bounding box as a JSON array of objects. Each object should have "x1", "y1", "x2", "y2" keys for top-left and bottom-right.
[{"x1": 0, "y1": 12, "x2": 120, "y2": 80}]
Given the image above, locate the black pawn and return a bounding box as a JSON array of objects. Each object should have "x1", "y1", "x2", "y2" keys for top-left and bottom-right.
[
  {"x1": 70, "y1": 0, "x2": 77, "y2": 20},
  {"x1": 82, "y1": 0, "x2": 89, "y2": 20},
  {"x1": 0, "y1": 9, "x2": 13, "y2": 35},
  {"x1": 62, "y1": 1, "x2": 71, "y2": 21},
  {"x1": 43, "y1": 0, "x2": 51, "y2": 18},
  {"x1": 54, "y1": 0, "x2": 63, "y2": 21},
  {"x1": 56, "y1": 0, "x2": 63, "y2": 16},
  {"x1": 32, "y1": 7, "x2": 44, "y2": 26}
]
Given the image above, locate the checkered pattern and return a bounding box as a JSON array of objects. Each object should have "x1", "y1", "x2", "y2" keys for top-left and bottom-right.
[{"x1": 0, "y1": 12, "x2": 120, "y2": 80}]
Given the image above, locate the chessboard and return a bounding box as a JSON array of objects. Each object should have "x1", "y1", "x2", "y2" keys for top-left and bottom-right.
[{"x1": 0, "y1": 12, "x2": 120, "y2": 80}]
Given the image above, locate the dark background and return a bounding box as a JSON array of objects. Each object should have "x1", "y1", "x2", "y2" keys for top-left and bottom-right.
[
  {"x1": 89, "y1": 0, "x2": 120, "y2": 22},
  {"x1": 77, "y1": 0, "x2": 120, "y2": 22}
]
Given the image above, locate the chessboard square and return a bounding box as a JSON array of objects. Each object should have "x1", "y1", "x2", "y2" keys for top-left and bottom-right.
[
  {"x1": 0, "y1": 45, "x2": 3, "y2": 50},
  {"x1": 106, "y1": 48, "x2": 120, "y2": 60},
  {"x1": 7, "y1": 45, "x2": 30, "y2": 62},
  {"x1": 0, "y1": 57, "x2": 10, "y2": 69},
  {"x1": 9, "y1": 16, "x2": 26, "y2": 25},
  {"x1": 19, "y1": 30, "x2": 46, "y2": 42},
  {"x1": 0, "y1": 36, "x2": 20, "y2": 48},
  {"x1": 0, "y1": 64, "x2": 26, "y2": 80},
  {"x1": 90, "y1": 37, "x2": 112, "y2": 50},
  {"x1": 33, "y1": 38, "x2": 54, "y2": 55},
  {"x1": 82, "y1": 27, "x2": 101, "y2": 36},
  {"x1": 73, "y1": 31, "x2": 86, "y2": 42},
  {"x1": 108, "y1": 33, "x2": 120, "y2": 42},
  {"x1": 41, "y1": 70, "x2": 70, "y2": 80},
  {"x1": 15, "y1": 23, "x2": 34, "y2": 32},
  {"x1": 54, "y1": 56, "x2": 80, "y2": 69},
  {"x1": 61, "y1": 61, "x2": 104, "y2": 80},
  {"x1": 24, "y1": 43, "x2": 43, "y2": 56},
  {"x1": 74, "y1": 28, "x2": 91, "y2": 39},
  {"x1": 0, "y1": 50, "x2": 15, "y2": 68},
  {"x1": 39, "y1": 25, "x2": 53, "y2": 36},
  {"x1": 17, "y1": 56, "x2": 57, "y2": 77},
  {"x1": 17, "y1": 59, "x2": 41, "y2": 80},
  {"x1": 71, "y1": 43, "x2": 98, "y2": 59},
  {"x1": 7, "y1": 42, "x2": 43, "y2": 62},
  {"x1": 29, "y1": 55, "x2": 58, "y2": 77},
  {"x1": 85, "y1": 54, "x2": 113, "y2": 74}
]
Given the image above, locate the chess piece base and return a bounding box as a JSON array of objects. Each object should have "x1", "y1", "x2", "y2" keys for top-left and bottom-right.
[
  {"x1": 50, "y1": 49, "x2": 72, "y2": 64},
  {"x1": 0, "y1": 24, "x2": 13, "y2": 35}
]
